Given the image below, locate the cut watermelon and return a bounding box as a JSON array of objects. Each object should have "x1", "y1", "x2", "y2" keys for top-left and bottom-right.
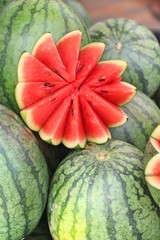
[
  {"x1": 145, "y1": 153, "x2": 160, "y2": 189},
  {"x1": 150, "y1": 124, "x2": 160, "y2": 153},
  {"x1": 145, "y1": 125, "x2": 160, "y2": 191},
  {"x1": 80, "y1": 86, "x2": 127, "y2": 127},
  {"x1": 20, "y1": 85, "x2": 73, "y2": 131},
  {"x1": 79, "y1": 95, "x2": 111, "y2": 143},
  {"x1": 15, "y1": 30, "x2": 136, "y2": 148},
  {"x1": 62, "y1": 95, "x2": 86, "y2": 148},
  {"x1": 39, "y1": 96, "x2": 71, "y2": 146},
  {"x1": 32, "y1": 32, "x2": 69, "y2": 81},
  {"x1": 56, "y1": 30, "x2": 82, "y2": 82},
  {"x1": 73, "y1": 42, "x2": 105, "y2": 88}
]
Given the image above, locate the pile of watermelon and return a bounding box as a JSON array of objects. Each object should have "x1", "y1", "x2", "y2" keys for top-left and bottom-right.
[{"x1": 0, "y1": 0, "x2": 160, "y2": 239}]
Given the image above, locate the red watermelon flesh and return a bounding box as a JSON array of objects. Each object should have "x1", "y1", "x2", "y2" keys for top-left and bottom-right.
[
  {"x1": 80, "y1": 86, "x2": 127, "y2": 127},
  {"x1": 145, "y1": 125, "x2": 160, "y2": 189},
  {"x1": 32, "y1": 32, "x2": 69, "y2": 81},
  {"x1": 74, "y1": 42, "x2": 106, "y2": 88},
  {"x1": 84, "y1": 60, "x2": 127, "y2": 88},
  {"x1": 79, "y1": 95, "x2": 111, "y2": 143},
  {"x1": 145, "y1": 154, "x2": 160, "y2": 189},
  {"x1": 20, "y1": 84, "x2": 73, "y2": 131},
  {"x1": 56, "y1": 30, "x2": 82, "y2": 82},
  {"x1": 94, "y1": 81, "x2": 135, "y2": 106},
  {"x1": 150, "y1": 124, "x2": 160, "y2": 153},
  {"x1": 15, "y1": 30, "x2": 136, "y2": 148},
  {"x1": 40, "y1": 96, "x2": 72, "y2": 146},
  {"x1": 62, "y1": 95, "x2": 86, "y2": 148}
]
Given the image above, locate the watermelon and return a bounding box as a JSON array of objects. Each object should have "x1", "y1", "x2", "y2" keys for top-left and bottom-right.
[
  {"x1": 0, "y1": 104, "x2": 49, "y2": 239},
  {"x1": 15, "y1": 30, "x2": 136, "y2": 149},
  {"x1": 89, "y1": 18, "x2": 160, "y2": 97},
  {"x1": 63, "y1": 0, "x2": 92, "y2": 27},
  {"x1": 144, "y1": 125, "x2": 160, "y2": 206},
  {"x1": 0, "y1": 0, "x2": 10, "y2": 10},
  {"x1": 150, "y1": 125, "x2": 160, "y2": 153},
  {"x1": 47, "y1": 140, "x2": 160, "y2": 240},
  {"x1": 0, "y1": 0, "x2": 90, "y2": 113},
  {"x1": 110, "y1": 90, "x2": 160, "y2": 152}
]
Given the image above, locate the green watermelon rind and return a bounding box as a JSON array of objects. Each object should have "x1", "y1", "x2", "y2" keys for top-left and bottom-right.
[
  {"x1": 110, "y1": 90, "x2": 160, "y2": 152},
  {"x1": 89, "y1": 18, "x2": 160, "y2": 97},
  {"x1": 0, "y1": 104, "x2": 49, "y2": 239},
  {"x1": 48, "y1": 140, "x2": 160, "y2": 240}
]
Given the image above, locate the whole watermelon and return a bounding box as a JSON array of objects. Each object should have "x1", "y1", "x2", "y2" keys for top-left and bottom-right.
[
  {"x1": 48, "y1": 140, "x2": 160, "y2": 240},
  {"x1": 89, "y1": 18, "x2": 160, "y2": 97},
  {"x1": 0, "y1": 104, "x2": 49, "y2": 240},
  {"x1": 0, "y1": 0, "x2": 9, "y2": 10},
  {"x1": 0, "y1": 0, "x2": 90, "y2": 113},
  {"x1": 110, "y1": 90, "x2": 160, "y2": 152}
]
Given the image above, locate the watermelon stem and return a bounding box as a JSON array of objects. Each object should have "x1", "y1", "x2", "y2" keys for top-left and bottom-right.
[
  {"x1": 115, "y1": 41, "x2": 122, "y2": 50},
  {"x1": 96, "y1": 151, "x2": 109, "y2": 161}
]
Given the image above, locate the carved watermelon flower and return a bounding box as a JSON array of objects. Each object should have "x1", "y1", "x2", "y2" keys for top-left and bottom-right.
[
  {"x1": 145, "y1": 125, "x2": 160, "y2": 190},
  {"x1": 15, "y1": 30, "x2": 136, "y2": 148}
]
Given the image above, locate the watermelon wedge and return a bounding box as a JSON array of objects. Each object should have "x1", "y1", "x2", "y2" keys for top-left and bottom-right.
[
  {"x1": 15, "y1": 30, "x2": 136, "y2": 148},
  {"x1": 32, "y1": 32, "x2": 69, "y2": 81}
]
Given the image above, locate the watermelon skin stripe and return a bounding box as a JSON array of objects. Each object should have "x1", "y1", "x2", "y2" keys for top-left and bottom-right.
[
  {"x1": 89, "y1": 18, "x2": 160, "y2": 97},
  {"x1": 0, "y1": 0, "x2": 90, "y2": 113},
  {"x1": 0, "y1": 123, "x2": 46, "y2": 238},
  {"x1": 0, "y1": 145, "x2": 29, "y2": 239},
  {"x1": 110, "y1": 90, "x2": 160, "y2": 152},
  {"x1": 0, "y1": 105, "x2": 49, "y2": 239},
  {"x1": 48, "y1": 140, "x2": 160, "y2": 240}
]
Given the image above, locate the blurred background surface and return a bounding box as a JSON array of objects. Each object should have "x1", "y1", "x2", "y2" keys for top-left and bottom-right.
[{"x1": 78, "y1": 0, "x2": 160, "y2": 33}]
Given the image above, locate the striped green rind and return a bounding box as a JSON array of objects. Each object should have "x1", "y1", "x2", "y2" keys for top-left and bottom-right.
[
  {"x1": 0, "y1": 1, "x2": 7, "y2": 10},
  {"x1": 144, "y1": 140, "x2": 160, "y2": 207},
  {"x1": 0, "y1": 0, "x2": 11, "y2": 11},
  {"x1": 48, "y1": 140, "x2": 160, "y2": 240},
  {"x1": 0, "y1": 0, "x2": 90, "y2": 113},
  {"x1": 110, "y1": 90, "x2": 160, "y2": 152},
  {"x1": 89, "y1": 18, "x2": 160, "y2": 97},
  {"x1": 0, "y1": 104, "x2": 49, "y2": 240}
]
